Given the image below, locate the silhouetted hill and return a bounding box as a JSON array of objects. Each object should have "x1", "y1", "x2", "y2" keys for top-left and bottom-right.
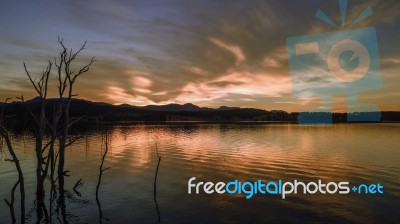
[
  {"x1": 1, "y1": 98, "x2": 399, "y2": 129},
  {"x1": 218, "y1": 106, "x2": 240, "y2": 111},
  {"x1": 141, "y1": 103, "x2": 212, "y2": 112}
]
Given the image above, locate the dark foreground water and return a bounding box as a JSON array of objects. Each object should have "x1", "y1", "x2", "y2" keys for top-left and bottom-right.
[{"x1": 0, "y1": 123, "x2": 399, "y2": 223}]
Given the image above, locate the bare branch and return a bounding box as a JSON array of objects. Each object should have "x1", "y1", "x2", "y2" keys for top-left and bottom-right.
[
  {"x1": 69, "y1": 116, "x2": 86, "y2": 128},
  {"x1": 73, "y1": 178, "x2": 84, "y2": 197},
  {"x1": 16, "y1": 95, "x2": 40, "y2": 125},
  {"x1": 67, "y1": 41, "x2": 87, "y2": 64},
  {"x1": 23, "y1": 63, "x2": 41, "y2": 95},
  {"x1": 73, "y1": 57, "x2": 96, "y2": 82},
  {"x1": 65, "y1": 135, "x2": 84, "y2": 148},
  {"x1": 5, "y1": 158, "x2": 16, "y2": 162},
  {"x1": 41, "y1": 140, "x2": 53, "y2": 154}
]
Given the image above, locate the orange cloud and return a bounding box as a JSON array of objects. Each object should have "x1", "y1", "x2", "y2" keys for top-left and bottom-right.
[
  {"x1": 209, "y1": 37, "x2": 246, "y2": 63},
  {"x1": 104, "y1": 86, "x2": 154, "y2": 106},
  {"x1": 173, "y1": 70, "x2": 291, "y2": 105}
]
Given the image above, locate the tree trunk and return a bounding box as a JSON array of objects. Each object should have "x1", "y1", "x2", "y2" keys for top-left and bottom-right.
[{"x1": 3, "y1": 132, "x2": 26, "y2": 223}]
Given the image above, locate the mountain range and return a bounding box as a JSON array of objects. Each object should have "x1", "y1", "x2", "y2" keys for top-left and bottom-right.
[{"x1": 1, "y1": 98, "x2": 399, "y2": 127}]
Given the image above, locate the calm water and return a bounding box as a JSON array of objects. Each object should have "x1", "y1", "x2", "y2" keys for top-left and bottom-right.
[{"x1": 0, "y1": 124, "x2": 399, "y2": 223}]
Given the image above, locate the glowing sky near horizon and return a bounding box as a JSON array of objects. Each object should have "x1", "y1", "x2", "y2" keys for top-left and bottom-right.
[{"x1": 0, "y1": 0, "x2": 399, "y2": 112}]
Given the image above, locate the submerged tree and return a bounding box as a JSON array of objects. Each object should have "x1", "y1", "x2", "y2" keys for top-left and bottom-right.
[
  {"x1": 153, "y1": 142, "x2": 161, "y2": 223},
  {"x1": 20, "y1": 37, "x2": 95, "y2": 222},
  {"x1": 96, "y1": 132, "x2": 111, "y2": 224},
  {"x1": 0, "y1": 98, "x2": 25, "y2": 224},
  {"x1": 54, "y1": 37, "x2": 95, "y2": 193},
  {"x1": 21, "y1": 60, "x2": 52, "y2": 197}
]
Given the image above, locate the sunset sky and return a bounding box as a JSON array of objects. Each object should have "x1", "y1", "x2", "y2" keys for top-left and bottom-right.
[{"x1": 0, "y1": 0, "x2": 399, "y2": 112}]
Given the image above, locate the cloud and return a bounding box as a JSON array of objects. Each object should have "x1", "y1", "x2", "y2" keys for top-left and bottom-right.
[
  {"x1": 183, "y1": 66, "x2": 209, "y2": 76},
  {"x1": 209, "y1": 38, "x2": 246, "y2": 63},
  {"x1": 104, "y1": 86, "x2": 154, "y2": 106},
  {"x1": 0, "y1": 0, "x2": 399, "y2": 111},
  {"x1": 172, "y1": 70, "x2": 291, "y2": 106}
]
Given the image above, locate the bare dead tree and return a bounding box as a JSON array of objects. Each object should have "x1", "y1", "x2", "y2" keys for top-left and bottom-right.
[
  {"x1": 21, "y1": 60, "x2": 53, "y2": 223},
  {"x1": 51, "y1": 37, "x2": 95, "y2": 223},
  {"x1": 96, "y1": 132, "x2": 111, "y2": 224},
  {"x1": 0, "y1": 98, "x2": 26, "y2": 224},
  {"x1": 153, "y1": 142, "x2": 161, "y2": 223},
  {"x1": 54, "y1": 37, "x2": 95, "y2": 187},
  {"x1": 20, "y1": 37, "x2": 94, "y2": 223},
  {"x1": 21, "y1": 60, "x2": 52, "y2": 197}
]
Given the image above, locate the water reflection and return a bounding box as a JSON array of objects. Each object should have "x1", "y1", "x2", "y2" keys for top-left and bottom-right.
[{"x1": 0, "y1": 124, "x2": 399, "y2": 223}]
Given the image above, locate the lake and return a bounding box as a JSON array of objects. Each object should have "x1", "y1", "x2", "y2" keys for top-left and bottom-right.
[{"x1": 0, "y1": 123, "x2": 399, "y2": 223}]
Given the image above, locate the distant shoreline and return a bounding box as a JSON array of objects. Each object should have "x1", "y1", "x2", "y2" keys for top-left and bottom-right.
[
  {"x1": 99, "y1": 121, "x2": 400, "y2": 125},
  {"x1": 2, "y1": 98, "x2": 400, "y2": 128}
]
